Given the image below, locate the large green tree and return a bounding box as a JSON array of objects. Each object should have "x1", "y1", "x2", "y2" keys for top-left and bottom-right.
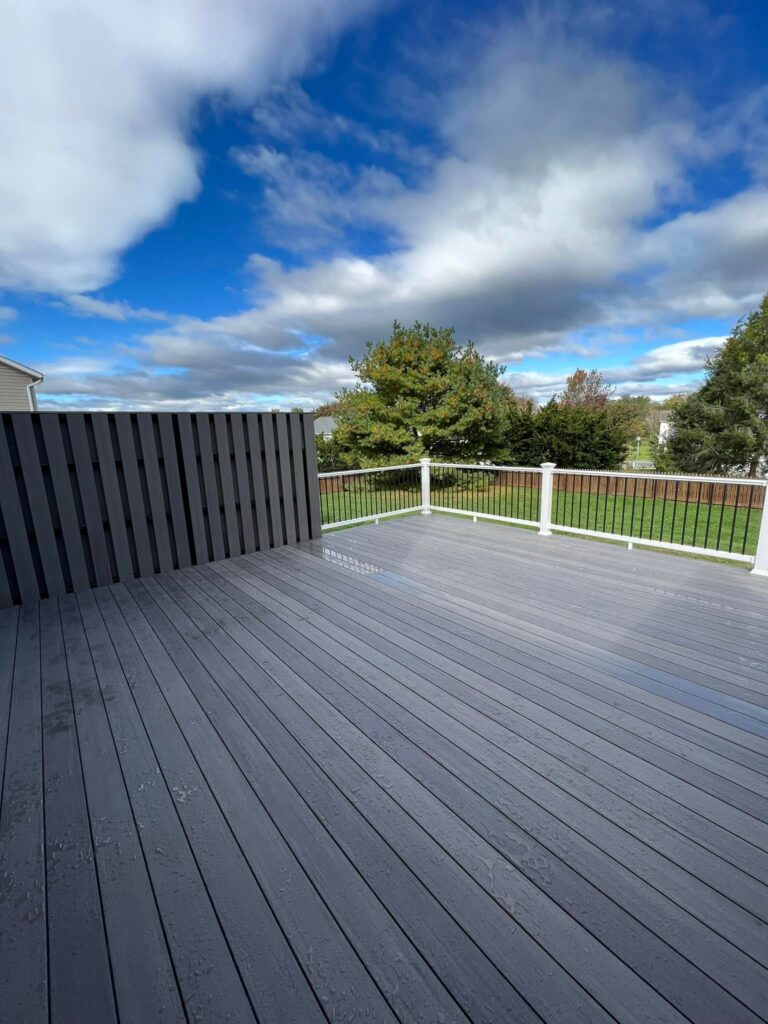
[
  {"x1": 664, "y1": 296, "x2": 768, "y2": 477},
  {"x1": 334, "y1": 321, "x2": 512, "y2": 463}
]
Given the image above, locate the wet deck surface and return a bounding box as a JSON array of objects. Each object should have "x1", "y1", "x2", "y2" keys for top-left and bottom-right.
[{"x1": 1, "y1": 514, "x2": 767, "y2": 1024}]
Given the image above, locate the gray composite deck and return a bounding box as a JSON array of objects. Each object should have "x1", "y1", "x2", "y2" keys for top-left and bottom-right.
[{"x1": 1, "y1": 514, "x2": 767, "y2": 1024}]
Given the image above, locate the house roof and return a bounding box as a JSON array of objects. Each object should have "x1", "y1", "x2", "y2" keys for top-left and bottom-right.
[{"x1": 0, "y1": 353, "x2": 43, "y2": 383}]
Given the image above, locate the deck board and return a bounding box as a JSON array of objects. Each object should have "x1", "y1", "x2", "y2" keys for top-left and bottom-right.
[{"x1": 1, "y1": 515, "x2": 767, "y2": 1023}]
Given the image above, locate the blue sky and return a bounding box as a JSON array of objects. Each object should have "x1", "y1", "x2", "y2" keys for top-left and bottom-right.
[{"x1": 1, "y1": 0, "x2": 767, "y2": 409}]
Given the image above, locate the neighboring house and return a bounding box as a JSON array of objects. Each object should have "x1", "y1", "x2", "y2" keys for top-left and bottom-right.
[
  {"x1": 658, "y1": 411, "x2": 672, "y2": 444},
  {"x1": 314, "y1": 416, "x2": 337, "y2": 440},
  {"x1": 0, "y1": 354, "x2": 43, "y2": 410}
]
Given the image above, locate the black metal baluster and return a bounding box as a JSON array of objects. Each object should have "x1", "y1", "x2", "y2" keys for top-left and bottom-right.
[
  {"x1": 727, "y1": 484, "x2": 739, "y2": 553},
  {"x1": 669, "y1": 480, "x2": 680, "y2": 544},
  {"x1": 679, "y1": 480, "x2": 691, "y2": 547},
  {"x1": 742, "y1": 485, "x2": 756, "y2": 556},
  {"x1": 715, "y1": 482, "x2": 728, "y2": 551},
  {"x1": 691, "y1": 481, "x2": 702, "y2": 547},
  {"x1": 703, "y1": 482, "x2": 715, "y2": 549}
]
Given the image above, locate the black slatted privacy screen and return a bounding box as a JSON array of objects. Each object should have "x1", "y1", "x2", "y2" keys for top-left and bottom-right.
[{"x1": 0, "y1": 412, "x2": 322, "y2": 607}]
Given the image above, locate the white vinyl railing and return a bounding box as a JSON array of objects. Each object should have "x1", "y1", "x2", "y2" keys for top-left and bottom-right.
[{"x1": 319, "y1": 460, "x2": 768, "y2": 576}]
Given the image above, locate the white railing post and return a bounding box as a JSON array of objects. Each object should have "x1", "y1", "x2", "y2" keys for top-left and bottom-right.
[
  {"x1": 751, "y1": 497, "x2": 768, "y2": 576},
  {"x1": 420, "y1": 457, "x2": 432, "y2": 514},
  {"x1": 538, "y1": 462, "x2": 556, "y2": 536}
]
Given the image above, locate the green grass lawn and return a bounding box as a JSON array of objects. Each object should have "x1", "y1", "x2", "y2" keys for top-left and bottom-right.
[
  {"x1": 625, "y1": 438, "x2": 654, "y2": 463},
  {"x1": 320, "y1": 485, "x2": 422, "y2": 524},
  {"x1": 321, "y1": 479, "x2": 762, "y2": 556}
]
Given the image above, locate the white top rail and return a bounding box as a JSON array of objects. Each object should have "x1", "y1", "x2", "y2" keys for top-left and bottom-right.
[
  {"x1": 552, "y1": 468, "x2": 767, "y2": 486},
  {"x1": 318, "y1": 463, "x2": 421, "y2": 478},
  {"x1": 429, "y1": 462, "x2": 543, "y2": 473}
]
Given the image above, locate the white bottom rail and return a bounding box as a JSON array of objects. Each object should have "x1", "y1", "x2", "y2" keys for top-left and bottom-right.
[
  {"x1": 550, "y1": 523, "x2": 755, "y2": 564},
  {"x1": 321, "y1": 505, "x2": 423, "y2": 530},
  {"x1": 428, "y1": 506, "x2": 539, "y2": 529}
]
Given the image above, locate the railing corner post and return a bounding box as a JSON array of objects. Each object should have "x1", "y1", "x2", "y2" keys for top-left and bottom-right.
[
  {"x1": 750, "y1": 492, "x2": 768, "y2": 576},
  {"x1": 538, "y1": 462, "x2": 556, "y2": 536},
  {"x1": 420, "y1": 457, "x2": 432, "y2": 515}
]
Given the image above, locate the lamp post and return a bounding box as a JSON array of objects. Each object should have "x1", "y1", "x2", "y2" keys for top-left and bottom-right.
[{"x1": 635, "y1": 435, "x2": 641, "y2": 465}]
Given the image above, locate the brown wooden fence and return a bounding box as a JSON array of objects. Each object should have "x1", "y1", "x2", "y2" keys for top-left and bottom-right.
[
  {"x1": 552, "y1": 473, "x2": 765, "y2": 510},
  {"x1": 0, "y1": 411, "x2": 322, "y2": 607}
]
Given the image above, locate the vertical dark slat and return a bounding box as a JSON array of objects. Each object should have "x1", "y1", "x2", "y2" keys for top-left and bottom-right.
[
  {"x1": 0, "y1": 517, "x2": 13, "y2": 609},
  {"x1": 245, "y1": 415, "x2": 270, "y2": 551},
  {"x1": 213, "y1": 414, "x2": 241, "y2": 557},
  {"x1": 157, "y1": 415, "x2": 192, "y2": 569},
  {"x1": 0, "y1": 606, "x2": 19, "y2": 798},
  {"x1": 67, "y1": 415, "x2": 112, "y2": 587},
  {"x1": 11, "y1": 415, "x2": 67, "y2": 598},
  {"x1": 114, "y1": 415, "x2": 154, "y2": 579},
  {"x1": 196, "y1": 414, "x2": 226, "y2": 561},
  {"x1": 230, "y1": 415, "x2": 256, "y2": 554},
  {"x1": 260, "y1": 415, "x2": 284, "y2": 547},
  {"x1": 39, "y1": 416, "x2": 90, "y2": 594},
  {"x1": 274, "y1": 415, "x2": 297, "y2": 545},
  {"x1": 0, "y1": 420, "x2": 41, "y2": 603},
  {"x1": 91, "y1": 414, "x2": 134, "y2": 583},
  {"x1": 0, "y1": 604, "x2": 46, "y2": 1020},
  {"x1": 137, "y1": 416, "x2": 173, "y2": 572},
  {"x1": 176, "y1": 413, "x2": 208, "y2": 564},
  {"x1": 301, "y1": 415, "x2": 322, "y2": 539}
]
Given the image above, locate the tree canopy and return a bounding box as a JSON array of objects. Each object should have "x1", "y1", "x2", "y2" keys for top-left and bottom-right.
[
  {"x1": 333, "y1": 321, "x2": 512, "y2": 463},
  {"x1": 529, "y1": 400, "x2": 629, "y2": 469},
  {"x1": 662, "y1": 295, "x2": 768, "y2": 477},
  {"x1": 558, "y1": 368, "x2": 614, "y2": 409}
]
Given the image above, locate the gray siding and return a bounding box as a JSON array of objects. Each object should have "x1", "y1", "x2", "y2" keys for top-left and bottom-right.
[
  {"x1": 0, "y1": 365, "x2": 36, "y2": 411},
  {"x1": 0, "y1": 411, "x2": 322, "y2": 606}
]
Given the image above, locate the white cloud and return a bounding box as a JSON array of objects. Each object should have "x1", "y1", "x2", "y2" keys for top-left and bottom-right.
[
  {"x1": 0, "y1": 306, "x2": 16, "y2": 321},
  {"x1": 506, "y1": 336, "x2": 724, "y2": 403},
  {"x1": 604, "y1": 336, "x2": 724, "y2": 383},
  {"x1": 0, "y1": 0, "x2": 381, "y2": 295},
  {"x1": 33, "y1": 7, "x2": 768, "y2": 408},
  {"x1": 63, "y1": 295, "x2": 169, "y2": 321},
  {"x1": 231, "y1": 144, "x2": 402, "y2": 246}
]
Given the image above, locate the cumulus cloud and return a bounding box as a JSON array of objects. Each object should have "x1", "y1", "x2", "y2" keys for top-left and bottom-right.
[
  {"x1": 507, "y1": 336, "x2": 724, "y2": 403},
  {"x1": 0, "y1": 0, "x2": 381, "y2": 295},
  {"x1": 32, "y1": 5, "x2": 768, "y2": 408}
]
